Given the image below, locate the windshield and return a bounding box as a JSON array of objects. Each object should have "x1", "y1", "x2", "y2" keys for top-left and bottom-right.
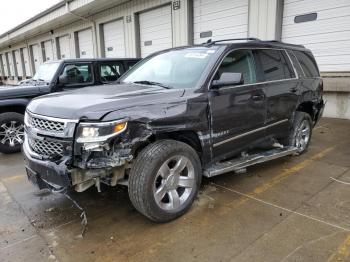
[
  {"x1": 120, "y1": 48, "x2": 218, "y2": 89},
  {"x1": 32, "y1": 62, "x2": 60, "y2": 82}
]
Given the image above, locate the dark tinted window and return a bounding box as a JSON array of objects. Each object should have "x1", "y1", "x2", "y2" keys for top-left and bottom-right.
[
  {"x1": 126, "y1": 61, "x2": 138, "y2": 70},
  {"x1": 256, "y1": 49, "x2": 294, "y2": 81},
  {"x1": 60, "y1": 63, "x2": 93, "y2": 86},
  {"x1": 293, "y1": 51, "x2": 319, "y2": 78},
  {"x1": 216, "y1": 49, "x2": 257, "y2": 84},
  {"x1": 286, "y1": 50, "x2": 304, "y2": 77},
  {"x1": 100, "y1": 62, "x2": 123, "y2": 83}
]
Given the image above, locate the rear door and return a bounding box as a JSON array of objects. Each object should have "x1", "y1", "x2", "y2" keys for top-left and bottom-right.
[
  {"x1": 209, "y1": 49, "x2": 267, "y2": 160},
  {"x1": 253, "y1": 49, "x2": 298, "y2": 136},
  {"x1": 98, "y1": 61, "x2": 124, "y2": 83}
]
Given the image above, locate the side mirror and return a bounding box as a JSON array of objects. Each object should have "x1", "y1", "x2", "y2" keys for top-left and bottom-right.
[
  {"x1": 58, "y1": 75, "x2": 68, "y2": 86},
  {"x1": 212, "y1": 72, "x2": 244, "y2": 88}
]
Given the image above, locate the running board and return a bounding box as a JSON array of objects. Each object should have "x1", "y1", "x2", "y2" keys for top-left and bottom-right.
[{"x1": 203, "y1": 147, "x2": 298, "y2": 178}]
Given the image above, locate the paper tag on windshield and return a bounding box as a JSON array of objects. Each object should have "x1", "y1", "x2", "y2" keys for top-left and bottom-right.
[{"x1": 185, "y1": 53, "x2": 208, "y2": 59}]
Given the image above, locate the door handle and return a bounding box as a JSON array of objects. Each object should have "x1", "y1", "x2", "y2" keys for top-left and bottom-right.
[{"x1": 251, "y1": 94, "x2": 265, "y2": 101}]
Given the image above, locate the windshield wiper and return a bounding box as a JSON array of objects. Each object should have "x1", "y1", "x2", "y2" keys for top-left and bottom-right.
[{"x1": 133, "y1": 80, "x2": 172, "y2": 89}]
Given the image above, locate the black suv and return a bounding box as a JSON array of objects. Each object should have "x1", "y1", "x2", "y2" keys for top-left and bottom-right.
[
  {"x1": 0, "y1": 58, "x2": 139, "y2": 153},
  {"x1": 23, "y1": 38, "x2": 324, "y2": 222}
]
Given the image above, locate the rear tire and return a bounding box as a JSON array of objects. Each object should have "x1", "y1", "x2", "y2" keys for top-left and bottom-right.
[
  {"x1": 282, "y1": 112, "x2": 312, "y2": 154},
  {"x1": 128, "y1": 140, "x2": 202, "y2": 223},
  {"x1": 0, "y1": 112, "x2": 24, "y2": 154}
]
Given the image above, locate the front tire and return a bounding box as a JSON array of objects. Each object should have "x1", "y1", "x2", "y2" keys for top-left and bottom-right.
[
  {"x1": 0, "y1": 112, "x2": 25, "y2": 154},
  {"x1": 128, "y1": 140, "x2": 202, "y2": 222}
]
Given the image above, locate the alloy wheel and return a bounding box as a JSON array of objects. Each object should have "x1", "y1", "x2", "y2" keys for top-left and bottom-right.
[
  {"x1": 153, "y1": 155, "x2": 195, "y2": 211},
  {"x1": 295, "y1": 119, "x2": 311, "y2": 151},
  {"x1": 0, "y1": 120, "x2": 24, "y2": 148}
]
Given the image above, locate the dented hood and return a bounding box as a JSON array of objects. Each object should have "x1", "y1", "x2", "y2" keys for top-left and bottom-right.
[{"x1": 27, "y1": 83, "x2": 185, "y2": 120}]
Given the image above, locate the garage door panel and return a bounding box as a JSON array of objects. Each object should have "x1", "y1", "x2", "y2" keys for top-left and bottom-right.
[
  {"x1": 306, "y1": 40, "x2": 350, "y2": 53},
  {"x1": 58, "y1": 35, "x2": 71, "y2": 59},
  {"x1": 193, "y1": 0, "x2": 248, "y2": 44},
  {"x1": 7, "y1": 53, "x2": 14, "y2": 76},
  {"x1": 103, "y1": 20, "x2": 126, "y2": 58},
  {"x1": 22, "y1": 48, "x2": 31, "y2": 76},
  {"x1": 194, "y1": 3, "x2": 247, "y2": 18},
  {"x1": 14, "y1": 50, "x2": 23, "y2": 77},
  {"x1": 139, "y1": 5, "x2": 172, "y2": 58},
  {"x1": 315, "y1": 54, "x2": 350, "y2": 65},
  {"x1": 319, "y1": 64, "x2": 350, "y2": 72},
  {"x1": 282, "y1": 30, "x2": 350, "y2": 44},
  {"x1": 140, "y1": 25, "x2": 172, "y2": 37},
  {"x1": 1, "y1": 55, "x2": 8, "y2": 76},
  {"x1": 282, "y1": 0, "x2": 350, "y2": 71},
  {"x1": 282, "y1": 17, "x2": 350, "y2": 38},
  {"x1": 194, "y1": 14, "x2": 247, "y2": 30},
  {"x1": 284, "y1": 0, "x2": 350, "y2": 16},
  {"x1": 283, "y1": 6, "x2": 350, "y2": 26},
  {"x1": 43, "y1": 40, "x2": 54, "y2": 61},
  {"x1": 78, "y1": 29, "x2": 94, "y2": 58},
  {"x1": 31, "y1": 44, "x2": 41, "y2": 73},
  {"x1": 194, "y1": 8, "x2": 247, "y2": 25}
]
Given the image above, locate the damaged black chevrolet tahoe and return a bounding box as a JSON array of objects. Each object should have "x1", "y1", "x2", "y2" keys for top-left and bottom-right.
[{"x1": 23, "y1": 38, "x2": 325, "y2": 222}]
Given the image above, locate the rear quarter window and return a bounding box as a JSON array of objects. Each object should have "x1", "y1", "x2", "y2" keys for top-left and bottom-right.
[
  {"x1": 254, "y1": 49, "x2": 295, "y2": 81},
  {"x1": 293, "y1": 51, "x2": 320, "y2": 78}
]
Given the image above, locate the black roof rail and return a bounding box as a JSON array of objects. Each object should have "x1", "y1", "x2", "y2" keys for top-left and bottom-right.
[
  {"x1": 262, "y1": 40, "x2": 306, "y2": 48},
  {"x1": 203, "y1": 38, "x2": 261, "y2": 45}
]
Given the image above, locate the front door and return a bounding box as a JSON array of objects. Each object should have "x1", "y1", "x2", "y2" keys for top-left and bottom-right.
[{"x1": 209, "y1": 49, "x2": 267, "y2": 161}]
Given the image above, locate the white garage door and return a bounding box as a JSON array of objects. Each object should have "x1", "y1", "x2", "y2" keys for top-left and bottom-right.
[
  {"x1": 193, "y1": 0, "x2": 249, "y2": 44},
  {"x1": 14, "y1": 50, "x2": 23, "y2": 77},
  {"x1": 139, "y1": 5, "x2": 173, "y2": 58},
  {"x1": 31, "y1": 44, "x2": 41, "y2": 73},
  {"x1": 7, "y1": 52, "x2": 14, "y2": 77},
  {"x1": 103, "y1": 19, "x2": 126, "y2": 58},
  {"x1": 77, "y1": 28, "x2": 94, "y2": 58},
  {"x1": 1, "y1": 54, "x2": 8, "y2": 76},
  {"x1": 43, "y1": 40, "x2": 54, "y2": 61},
  {"x1": 22, "y1": 47, "x2": 31, "y2": 77},
  {"x1": 282, "y1": 0, "x2": 350, "y2": 72},
  {"x1": 58, "y1": 35, "x2": 71, "y2": 59}
]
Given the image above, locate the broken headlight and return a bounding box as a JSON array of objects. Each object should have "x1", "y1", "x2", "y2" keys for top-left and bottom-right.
[{"x1": 76, "y1": 120, "x2": 127, "y2": 143}]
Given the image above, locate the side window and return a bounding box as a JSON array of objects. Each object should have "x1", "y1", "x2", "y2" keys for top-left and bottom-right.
[
  {"x1": 286, "y1": 50, "x2": 304, "y2": 77},
  {"x1": 126, "y1": 61, "x2": 138, "y2": 70},
  {"x1": 293, "y1": 51, "x2": 320, "y2": 78},
  {"x1": 280, "y1": 51, "x2": 296, "y2": 79},
  {"x1": 100, "y1": 62, "x2": 123, "y2": 83},
  {"x1": 60, "y1": 64, "x2": 93, "y2": 85},
  {"x1": 216, "y1": 49, "x2": 257, "y2": 85},
  {"x1": 255, "y1": 49, "x2": 287, "y2": 81}
]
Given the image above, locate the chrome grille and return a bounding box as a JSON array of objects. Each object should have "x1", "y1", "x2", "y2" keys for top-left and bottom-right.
[
  {"x1": 28, "y1": 137, "x2": 64, "y2": 157},
  {"x1": 29, "y1": 115, "x2": 65, "y2": 133}
]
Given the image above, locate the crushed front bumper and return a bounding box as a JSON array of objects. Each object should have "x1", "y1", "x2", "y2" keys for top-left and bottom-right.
[{"x1": 23, "y1": 138, "x2": 71, "y2": 190}]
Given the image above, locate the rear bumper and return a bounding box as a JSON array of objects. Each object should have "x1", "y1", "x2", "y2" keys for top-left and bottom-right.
[
  {"x1": 314, "y1": 99, "x2": 326, "y2": 125},
  {"x1": 23, "y1": 138, "x2": 71, "y2": 190}
]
